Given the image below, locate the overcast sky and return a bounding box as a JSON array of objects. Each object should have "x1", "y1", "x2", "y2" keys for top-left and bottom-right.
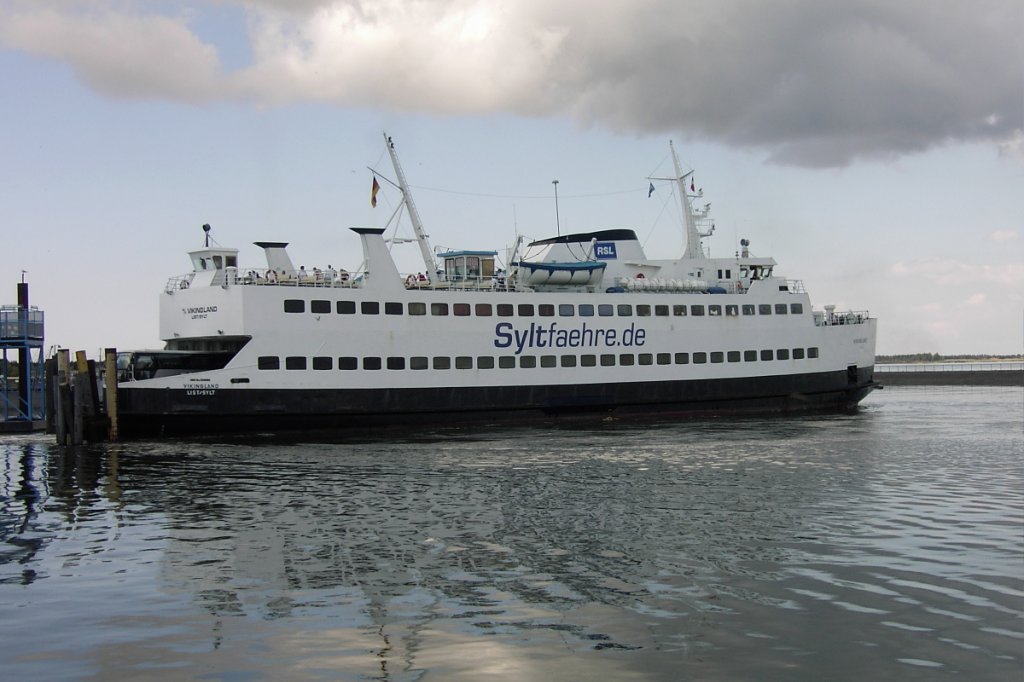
[{"x1": 1, "y1": 0, "x2": 1022, "y2": 355}]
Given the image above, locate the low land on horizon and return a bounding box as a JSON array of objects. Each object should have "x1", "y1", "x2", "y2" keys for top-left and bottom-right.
[{"x1": 875, "y1": 353, "x2": 1022, "y2": 364}]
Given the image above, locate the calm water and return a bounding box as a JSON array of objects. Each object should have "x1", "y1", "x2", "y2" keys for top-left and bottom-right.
[{"x1": 1, "y1": 387, "x2": 1021, "y2": 681}]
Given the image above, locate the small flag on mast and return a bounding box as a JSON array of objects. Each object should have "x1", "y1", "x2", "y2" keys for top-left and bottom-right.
[
  {"x1": 690, "y1": 177, "x2": 695, "y2": 192},
  {"x1": 648, "y1": 182, "x2": 655, "y2": 198},
  {"x1": 370, "y1": 177, "x2": 380, "y2": 207}
]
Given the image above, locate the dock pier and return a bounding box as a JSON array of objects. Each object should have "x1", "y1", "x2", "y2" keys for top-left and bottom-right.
[{"x1": 51, "y1": 348, "x2": 119, "y2": 445}]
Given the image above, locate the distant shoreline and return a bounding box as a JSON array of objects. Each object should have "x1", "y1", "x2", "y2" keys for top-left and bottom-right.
[{"x1": 876, "y1": 371, "x2": 1023, "y2": 387}]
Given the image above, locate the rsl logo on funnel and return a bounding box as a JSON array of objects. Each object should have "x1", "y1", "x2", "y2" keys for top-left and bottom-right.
[{"x1": 594, "y1": 242, "x2": 617, "y2": 260}]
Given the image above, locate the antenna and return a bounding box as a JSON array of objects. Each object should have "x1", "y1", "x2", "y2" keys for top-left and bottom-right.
[
  {"x1": 552, "y1": 179, "x2": 561, "y2": 236},
  {"x1": 202, "y1": 223, "x2": 212, "y2": 247}
]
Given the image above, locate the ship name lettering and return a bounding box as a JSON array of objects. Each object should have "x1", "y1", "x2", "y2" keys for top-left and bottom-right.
[
  {"x1": 184, "y1": 382, "x2": 218, "y2": 396},
  {"x1": 494, "y1": 322, "x2": 646, "y2": 355},
  {"x1": 182, "y1": 305, "x2": 218, "y2": 320}
]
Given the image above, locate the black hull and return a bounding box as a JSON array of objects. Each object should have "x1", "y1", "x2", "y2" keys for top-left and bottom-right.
[{"x1": 117, "y1": 368, "x2": 877, "y2": 438}]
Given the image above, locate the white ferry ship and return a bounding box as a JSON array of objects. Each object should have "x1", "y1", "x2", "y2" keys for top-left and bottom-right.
[{"x1": 117, "y1": 135, "x2": 878, "y2": 436}]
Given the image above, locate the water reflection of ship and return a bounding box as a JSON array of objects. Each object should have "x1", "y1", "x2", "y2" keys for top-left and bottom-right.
[{"x1": 4, "y1": 435, "x2": 837, "y2": 670}]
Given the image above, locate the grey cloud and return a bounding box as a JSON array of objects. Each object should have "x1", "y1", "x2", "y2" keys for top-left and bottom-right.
[
  {"x1": 1, "y1": 0, "x2": 1020, "y2": 166},
  {"x1": 549, "y1": 1, "x2": 1022, "y2": 165}
]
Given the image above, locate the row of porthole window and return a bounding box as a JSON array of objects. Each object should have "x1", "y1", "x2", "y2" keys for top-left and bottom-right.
[
  {"x1": 284, "y1": 299, "x2": 805, "y2": 318},
  {"x1": 257, "y1": 347, "x2": 820, "y2": 371}
]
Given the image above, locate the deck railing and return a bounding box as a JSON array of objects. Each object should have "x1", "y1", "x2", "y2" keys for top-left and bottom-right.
[{"x1": 813, "y1": 310, "x2": 870, "y2": 326}]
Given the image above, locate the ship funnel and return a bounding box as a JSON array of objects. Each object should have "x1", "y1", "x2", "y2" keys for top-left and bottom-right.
[
  {"x1": 350, "y1": 227, "x2": 404, "y2": 293},
  {"x1": 254, "y1": 242, "x2": 296, "y2": 277}
]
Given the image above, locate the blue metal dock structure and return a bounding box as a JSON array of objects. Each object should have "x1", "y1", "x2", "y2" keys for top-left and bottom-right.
[{"x1": 1, "y1": 281, "x2": 46, "y2": 432}]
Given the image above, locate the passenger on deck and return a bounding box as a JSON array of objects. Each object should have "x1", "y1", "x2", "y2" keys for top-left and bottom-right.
[
  {"x1": 267, "y1": 269, "x2": 277, "y2": 284},
  {"x1": 298, "y1": 266, "x2": 309, "y2": 283},
  {"x1": 325, "y1": 265, "x2": 336, "y2": 285},
  {"x1": 339, "y1": 269, "x2": 350, "y2": 283}
]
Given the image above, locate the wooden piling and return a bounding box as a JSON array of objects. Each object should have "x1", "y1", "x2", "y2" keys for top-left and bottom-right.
[
  {"x1": 56, "y1": 349, "x2": 71, "y2": 445},
  {"x1": 71, "y1": 373, "x2": 82, "y2": 445},
  {"x1": 44, "y1": 357, "x2": 56, "y2": 434},
  {"x1": 104, "y1": 348, "x2": 118, "y2": 442}
]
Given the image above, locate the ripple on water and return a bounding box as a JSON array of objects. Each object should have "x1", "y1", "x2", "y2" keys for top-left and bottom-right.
[{"x1": 0, "y1": 387, "x2": 1022, "y2": 680}]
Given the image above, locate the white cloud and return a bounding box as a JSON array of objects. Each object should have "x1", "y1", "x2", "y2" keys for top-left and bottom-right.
[
  {"x1": 0, "y1": 5, "x2": 226, "y2": 101},
  {"x1": 890, "y1": 259, "x2": 1024, "y2": 287},
  {"x1": 2, "y1": 0, "x2": 1022, "y2": 166},
  {"x1": 989, "y1": 229, "x2": 1019, "y2": 242}
]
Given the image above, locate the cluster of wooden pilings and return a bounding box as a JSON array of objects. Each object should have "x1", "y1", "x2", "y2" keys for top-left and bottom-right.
[{"x1": 49, "y1": 348, "x2": 119, "y2": 444}]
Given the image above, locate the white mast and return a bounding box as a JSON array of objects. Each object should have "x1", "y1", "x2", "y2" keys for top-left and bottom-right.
[
  {"x1": 384, "y1": 132, "x2": 436, "y2": 275},
  {"x1": 670, "y1": 140, "x2": 707, "y2": 260}
]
